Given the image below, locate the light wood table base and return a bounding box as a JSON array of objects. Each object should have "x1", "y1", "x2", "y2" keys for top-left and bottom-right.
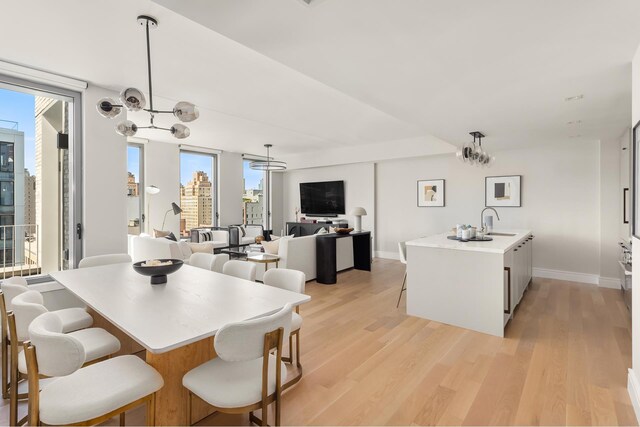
[{"x1": 145, "y1": 338, "x2": 217, "y2": 426}]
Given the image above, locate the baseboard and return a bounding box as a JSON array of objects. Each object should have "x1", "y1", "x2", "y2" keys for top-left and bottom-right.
[
  {"x1": 374, "y1": 251, "x2": 400, "y2": 260},
  {"x1": 598, "y1": 276, "x2": 622, "y2": 289},
  {"x1": 531, "y1": 267, "x2": 614, "y2": 287},
  {"x1": 628, "y1": 370, "x2": 640, "y2": 424}
]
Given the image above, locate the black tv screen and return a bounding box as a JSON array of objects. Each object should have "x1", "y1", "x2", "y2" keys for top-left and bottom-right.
[{"x1": 300, "y1": 181, "x2": 345, "y2": 216}]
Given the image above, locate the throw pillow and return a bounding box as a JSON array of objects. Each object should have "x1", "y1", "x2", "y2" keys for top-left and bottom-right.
[
  {"x1": 164, "y1": 232, "x2": 177, "y2": 242},
  {"x1": 262, "y1": 239, "x2": 280, "y2": 255},
  {"x1": 239, "y1": 225, "x2": 246, "y2": 237},
  {"x1": 189, "y1": 242, "x2": 215, "y2": 254},
  {"x1": 199, "y1": 231, "x2": 213, "y2": 242},
  {"x1": 329, "y1": 226, "x2": 337, "y2": 233},
  {"x1": 315, "y1": 227, "x2": 328, "y2": 235},
  {"x1": 270, "y1": 234, "x2": 281, "y2": 241},
  {"x1": 178, "y1": 241, "x2": 192, "y2": 258},
  {"x1": 154, "y1": 229, "x2": 170, "y2": 238}
]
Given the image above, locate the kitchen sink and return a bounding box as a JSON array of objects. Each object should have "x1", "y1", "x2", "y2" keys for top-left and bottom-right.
[{"x1": 487, "y1": 232, "x2": 516, "y2": 237}]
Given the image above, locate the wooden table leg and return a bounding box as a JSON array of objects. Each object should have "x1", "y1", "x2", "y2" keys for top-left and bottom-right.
[{"x1": 145, "y1": 338, "x2": 217, "y2": 426}]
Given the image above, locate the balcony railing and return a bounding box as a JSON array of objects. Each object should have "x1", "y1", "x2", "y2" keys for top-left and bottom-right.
[{"x1": 0, "y1": 224, "x2": 40, "y2": 279}]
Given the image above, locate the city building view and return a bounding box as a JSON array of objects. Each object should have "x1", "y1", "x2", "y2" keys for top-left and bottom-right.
[
  {"x1": 242, "y1": 160, "x2": 264, "y2": 226},
  {"x1": 180, "y1": 170, "x2": 213, "y2": 237}
]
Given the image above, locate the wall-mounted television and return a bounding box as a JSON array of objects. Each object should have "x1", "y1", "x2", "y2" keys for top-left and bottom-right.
[{"x1": 300, "y1": 180, "x2": 345, "y2": 217}]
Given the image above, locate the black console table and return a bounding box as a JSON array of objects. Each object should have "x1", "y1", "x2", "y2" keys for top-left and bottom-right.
[{"x1": 316, "y1": 231, "x2": 371, "y2": 284}]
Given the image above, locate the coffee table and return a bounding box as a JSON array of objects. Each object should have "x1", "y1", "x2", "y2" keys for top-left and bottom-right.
[{"x1": 221, "y1": 246, "x2": 280, "y2": 270}]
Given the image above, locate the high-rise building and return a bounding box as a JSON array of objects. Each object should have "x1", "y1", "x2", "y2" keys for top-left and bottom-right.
[
  {"x1": 0, "y1": 125, "x2": 24, "y2": 267},
  {"x1": 180, "y1": 171, "x2": 213, "y2": 235},
  {"x1": 24, "y1": 168, "x2": 35, "y2": 227},
  {"x1": 127, "y1": 172, "x2": 139, "y2": 196}
]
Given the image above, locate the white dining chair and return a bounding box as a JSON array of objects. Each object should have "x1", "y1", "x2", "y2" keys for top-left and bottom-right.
[
  {"x1": 397, "y1": 242, "x2": 407, "y2": 308},
  {"x1": 0, "y1": 277, "x2": 29, "y2": 399},
  {"x1": 263, "y1": 269, "x2": 305, "y2": 388},
  {"x1": 182, "y1": 304, "x2": 291, "y2": 426},
  {"x1": 189, "y1": 253, "x2": 216, "y2": 270},
  {"x1": 9, "y1": 291, "x2": 122, "y2": 426},
  {"x1": 211, "y1": 254, "x2": 229, "y2": 273},
  {"x1": 78, "y1": 253, "x2": 132, "y2": 268},
  {"x1": 223, "y1": 260, "x2": 257, "y2": 281},
  {"x1": 24, "y1": 312, "x2": 163, "y2": 426}
]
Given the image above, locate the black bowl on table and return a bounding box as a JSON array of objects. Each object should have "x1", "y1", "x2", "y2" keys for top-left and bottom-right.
[{"x1": 132, "y1": 259, "x2": 184, "y2": 285}]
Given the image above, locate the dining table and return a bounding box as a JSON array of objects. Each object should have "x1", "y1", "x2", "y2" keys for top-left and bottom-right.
[{"x1": 50, "y1": 263, "x2": 311, "y2": 426}]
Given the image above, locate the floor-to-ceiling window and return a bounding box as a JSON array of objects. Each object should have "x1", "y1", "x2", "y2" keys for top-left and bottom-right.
[
  {"x1": 242, "y1": 159, "x2": 264, "y2": 226},
  {"x1": 179, "y1": 150, "x2": 217, "y2": 238},
  {"x1": 0, "y1": 76, "x2": 81, "y2": 278},
  {"x1": 127, "y1": 143, "x2": 144, "y2": 236}
]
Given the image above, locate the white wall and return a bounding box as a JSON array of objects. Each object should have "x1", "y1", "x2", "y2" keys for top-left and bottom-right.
[
  {"x1": 630, "y1": 43, "x2": 640, "y2": 422},
  {"x1": 82, "y1": 85, "x2": 127, "y2": 257},
  {"x1": 376, "y1": 142, "x2": 603, "y2": 278},
  {"x1": 145, "y1": 141, "x2": 180, "y2": 235},
  {"x1": 282, "y1": 162, "x2": 375, "y2": 239},
  {"x1": 600, "y1": 137, "x2": 623, "y2": 283},
  {"x1": 218, "y1": 151, "x2": 243, "y2": 226}
]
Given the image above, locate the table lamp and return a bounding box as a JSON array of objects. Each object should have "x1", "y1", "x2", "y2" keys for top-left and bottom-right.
[{"x1": 349, "y1": 207, "x2": 367, "y2": 232}]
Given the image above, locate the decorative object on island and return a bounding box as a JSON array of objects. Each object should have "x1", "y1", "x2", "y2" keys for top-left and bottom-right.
[
  {"x1": 456, "y1": 131, "x2": 494, "y2": 167},
  {"x1": 145, "y1": 185, "x2": 160, "y2": 233},
  {"x1": 162, "y1": 202, "x2": 182, "y2": 230},
  {"x1": 485, "y1": 175, "x2": 521, "y2": 207},
  {"x1": 417, "y1": 179, "x2": 445, "y2": 207},
  {"x1": 96, "y1": 15, "x2": 199, "y2": 139},
  {"x1": 349, "y1": 207, "x2": 367, "y2": 232},
  {"x1": 133, "y1": 258, "x2": 184, "y2": 284}
]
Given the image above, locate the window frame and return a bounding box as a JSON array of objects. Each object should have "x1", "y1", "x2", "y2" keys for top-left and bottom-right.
[
  {"x1": 179, "y1": 149, "x2": 219, "y2": 235},
  {"x1": 127, "y1": 142, "x2": 145, "y2": 235}
]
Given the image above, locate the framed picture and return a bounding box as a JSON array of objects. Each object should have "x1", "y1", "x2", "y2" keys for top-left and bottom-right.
[
  {"x1": 417, "y1": 179, "x2": 445, "y2": 207},
  {"x1": 485, "y1": 175, "x2": 521, "y2": 207},
  {"x1": 633, "y1": 120, "x2": 640, "y2": 237}
]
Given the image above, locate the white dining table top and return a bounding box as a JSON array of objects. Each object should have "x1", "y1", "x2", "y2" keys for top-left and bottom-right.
[{"x1": 50, "y1": 263, "x2": 311, "y2": 354}]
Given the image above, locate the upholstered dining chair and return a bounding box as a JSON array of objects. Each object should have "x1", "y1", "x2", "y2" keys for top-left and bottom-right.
[
  {"x1": 1, "y1": 277, "x2": 29, "y2": 399},
  {"x1": 182, "y1": 304, "x2": 291, "y2": 426},
  {"x1": 24, "y1": 312, "x2": 163, "y2": 426},
  {"x1": 78, "y1": 253, "x2": 132, "y2": 268},
  {"x1": 263, "y1": 268, "x2": 305, "y2": 389},
  {"x1": 397, "y1": 242, "x2": 408, "y2": 308},
  {"x1": 211, "y1": 254, "x2": 229, "y2": 273},
  {"x1": 0, "y1": 277, "x2": 93, "y2": 402},
  {"x1": 223, "y1": 260, "x2": 257, "y2": 282},
  {"x1": 9, "y1": 291, "x2": 122, "y2": 426}
]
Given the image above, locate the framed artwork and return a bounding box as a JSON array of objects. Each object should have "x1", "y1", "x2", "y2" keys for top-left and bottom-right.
[
  {"x1": 485, "y1": 175, "x2": 521, "y2": 207},
  {"x1": 633, "y1": 120, "x2": 640, "y2": 237},
  {"x1": 417, "y1": 179, "x2": 445, "y2": 207}
]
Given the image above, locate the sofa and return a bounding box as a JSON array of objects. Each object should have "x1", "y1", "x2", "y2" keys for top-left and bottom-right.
[
  {"x1": 131, "y1": 233, "x2": 228, "y2": 263},
  {"x1": 229, "y1": 224, "x2": 264, "y2": 246},
  {"x1": 188, "y1": 228, "x2": 230, "y2": 248},
  {"x1": 252, "y1": 234, "x2": 354, "y2": 281}
]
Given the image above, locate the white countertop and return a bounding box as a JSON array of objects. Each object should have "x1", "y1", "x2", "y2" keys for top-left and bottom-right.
[
  {"x1": 406, "y1": 229, "x2": 532, "y2": 254},
  {"x1": 51, "y1": 263, "x2": 310, "y2": 354}
]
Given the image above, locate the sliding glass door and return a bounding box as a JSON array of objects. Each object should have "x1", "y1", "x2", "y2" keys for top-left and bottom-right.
[{"x1": 0, "y1": 75, "x2": 82, "y2": 279}]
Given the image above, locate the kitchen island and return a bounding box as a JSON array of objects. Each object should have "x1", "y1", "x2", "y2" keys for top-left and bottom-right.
[{"x1": 405, "y1": 229, "x2": 533, "y2": 337}]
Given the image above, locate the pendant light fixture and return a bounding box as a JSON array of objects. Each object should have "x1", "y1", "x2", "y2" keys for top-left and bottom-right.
[
  {"x1": 456, "y1": 131, "x2": 494, "y2": 167},
  {"x1": 96, "y1": 15, "x2": 199, "y2": 139},
  {"x1": 249, "y1": 144, "x2": 287, "y2": 171}
]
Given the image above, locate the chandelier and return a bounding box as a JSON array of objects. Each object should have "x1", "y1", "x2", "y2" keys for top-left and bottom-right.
[
  {"x1": 456, "y1": 131, "x2": 494, "y2": 167},
  {"x1": 249, "y1": 144, "x2": 287, "y2": 171},
  {"x1": 96, "y1": 15, "x2": 199, "y2": 139}
]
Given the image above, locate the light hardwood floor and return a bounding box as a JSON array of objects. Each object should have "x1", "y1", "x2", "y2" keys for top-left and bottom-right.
[{"x1": 3, "y1": 258, "x2": 636, "y2": 426}]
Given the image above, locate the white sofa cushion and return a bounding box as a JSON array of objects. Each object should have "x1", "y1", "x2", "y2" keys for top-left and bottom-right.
[{"x1": 39, "y1": 355, "x2": 164, "y2": 425}]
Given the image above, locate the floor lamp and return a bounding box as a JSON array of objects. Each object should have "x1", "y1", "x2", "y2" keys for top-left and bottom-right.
[{"x1": 145, "y1": 185, "x2": 160, "y2": 234}]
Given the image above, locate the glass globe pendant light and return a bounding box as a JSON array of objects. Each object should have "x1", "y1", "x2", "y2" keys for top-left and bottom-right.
[
  {"x1": 457, "y1": 132, "x2": 494, "y2": 167},
  {"x1": 95, "y1": 15, "x2": 199, "y2": 139}
]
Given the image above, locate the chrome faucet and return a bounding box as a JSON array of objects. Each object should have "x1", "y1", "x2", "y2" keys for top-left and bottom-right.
[{"x1": 480, "y1": 207, "x2": 500, "y2": 231}]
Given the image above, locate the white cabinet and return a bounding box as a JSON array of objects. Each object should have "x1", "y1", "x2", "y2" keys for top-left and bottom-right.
[{"x1": 503, "y1": 234, "x2": 533, "y2": 324}]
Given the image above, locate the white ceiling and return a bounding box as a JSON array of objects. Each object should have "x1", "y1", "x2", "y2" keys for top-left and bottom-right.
[
  {"x1": 1, "y1": 0, "x2": 640, "y2": 164},
  {"x1": 155, "y1": 0, "x2": 640, "y2": 152}
]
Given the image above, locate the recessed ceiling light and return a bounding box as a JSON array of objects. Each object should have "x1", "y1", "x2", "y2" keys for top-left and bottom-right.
[
  {"x1": 567, "y1": 120, "x2": 582, "y2": 125},
  {"x1": 565, "y1": 94, "x2": 584, "y2": 102}
]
